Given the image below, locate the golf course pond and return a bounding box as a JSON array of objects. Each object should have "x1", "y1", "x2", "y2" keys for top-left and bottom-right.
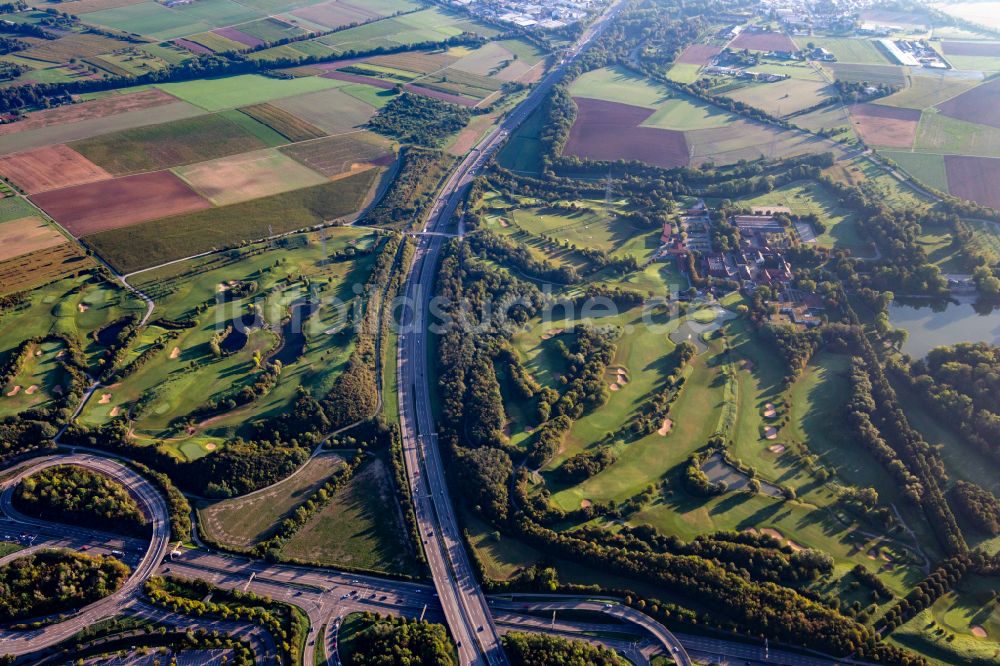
[{"x1": 888, "y1": 298, "x2": 1000, "y2": 358}]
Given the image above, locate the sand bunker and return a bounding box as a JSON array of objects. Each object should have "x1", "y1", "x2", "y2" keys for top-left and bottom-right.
[
  {"x1": 971, "y1": 626, "x2": 987, "y2": 638},
  {"x1": 580, "y1": 499, "x2": 592, "y2": 509},
  {"x1": 24, "y1": 385, "x2": 38, "y2": 395},
  {"x1": 763, "y1": 426, "x2": 778, "y2": 440},
  {"x1": 499, "y1": 218, "x2": 510, "y2": 227},
  {"x1": 98, "y1": 393, "x2": 112, "y2": 404},
  {"x1": 170, "y1": 347, "x2": 181, "y2": 359},
  {"x1": 5, "y1": 385, "x2": 20, "y2": 397},
  {"x1": 760, "y1": 527, "x2": 804, "y2": 551},
  {"x1": 609, "y1": 383, "x2": 621, "y2": 391},
  {"x1": 205, "y1": 442, "x2": 217, "y2": 451},
  {"x1": 540, "y1": 327, "x2": 565, "y2": 341},
  {"x1": 109, "y1": 406, "x2": 120, "y2": 417},
  {"x1": 615, "y1": 368, "x2": 629, "y2": 384},
  {"x1": 77, "y1": 303, "x2": 89, "y2": 312},
  {"x1": 762, "y1": 402, "x2": 777, "y2": 418},
  {"x1": 768, "y1": 444, "x2": 786, "y2": 454},
  {"x1": 657, "y1": 418, "x2": 673, "y2": 436}
]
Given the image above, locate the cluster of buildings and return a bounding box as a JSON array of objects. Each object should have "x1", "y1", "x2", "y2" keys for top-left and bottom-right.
[
  {"x1": 760, "y1": 0, "x2": 864, "y2": 34},
  {"x1": 877, "y1": 38, "x2": 949, "y2": 69},
  {"x1": 703, "y1": 65, "x2": 790, "y2": 82},
  {"x1": 447, "y1": 0, "x2": 603, "y2": 29},
  {"x1": 660, "y1": 203, "x2": 824, "y2": 327}
]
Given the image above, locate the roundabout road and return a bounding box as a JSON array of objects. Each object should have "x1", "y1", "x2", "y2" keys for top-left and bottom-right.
[{"x1": 0, "y1": 454, "x2": 171, "y2": 655}]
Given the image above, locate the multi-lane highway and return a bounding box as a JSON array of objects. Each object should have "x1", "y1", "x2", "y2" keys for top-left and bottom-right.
[
  {"x1": 0, "y1": 454, "x2": 171, "y2": 655},
  {"x1": 394, "y1": 4, "x2": 624, "y2": 665}
]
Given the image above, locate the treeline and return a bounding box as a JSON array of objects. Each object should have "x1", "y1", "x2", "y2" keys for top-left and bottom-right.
[
  {"x1": 0, "y1": 34, "x2": 484, "y2": 114},
  {"x1": 877, "y1": 552, "x2": 976, "y2": 634},
  {"x1": 366, "y1": 148, "x2": 450, "y2": 230},
  {"x1": 950, "y1": 480, "x2": 1000, "y2": 536},
  {"x1": 511, "y1": 517, "x2": 901, "y2": 661},
  {"x1": 145, "y1": 575, "x2": 308, "y2": 666},
  {"x1": 0, "y1": 549, "x2": 130, "y2": 622},
  {"x1": 367, "y1": 92, "x2": 471, "y2": 147},
  {"x1": 903, "y1": 342, "x2": 1000, "y2": 465},
  {"x1": 14, "y1": 465, "x2": 150, "y2": 538},
  {"x1": 831, "y1": 308, "x2": 967, "y2": 556},
  {"x1": 818, "y1": 176, "x2": 948, "y2": 294},
  {"x1": 345, "y1": 612, "x2": 456, "y2": 666},
  {"x1": 468, "y1": 227, "x2": 580, "y2": 283},
  {"x1": 574, "y1": 524, "x2": 835, "y2": 585},
  {"x1": 502, "y1": 631, "x2": 626, "y2": 666}
]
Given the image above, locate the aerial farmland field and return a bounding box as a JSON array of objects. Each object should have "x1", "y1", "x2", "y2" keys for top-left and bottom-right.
[{"x1": 83, "y1": 168, "x2": 378, "y2": 271}]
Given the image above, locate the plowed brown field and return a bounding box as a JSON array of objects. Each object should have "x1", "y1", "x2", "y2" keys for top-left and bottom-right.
[
  {"x1": 564, "y1": 97, "x2": 689, "y2": 169},
  {"x1": 849, "y1": 103, "x2": 921, "y2": 148},
  {"x1": 31, "y1": 171, "x2": 212, "y2": 237},
  {"x1": 729, "y1": 31, "x2": 797, "y2": 52},
  {"x1": 676, "y1": 44, "x2": 723, "y2": 65},
  {"x1": 0, "y1": 145, "x2": 111, "y2": 194},
  {"x1": 0, "y1": 89, "x2": 178, "y2": 136},
  {"x1": 0, "y1": 216, "x2": 68, "y2": 261},
  {"x1": 937, "y1": 77, "x2": 1000, "y2": 130},
  {"x1": 946, "y1": 155, "x2": 1000, "y2": 209}
]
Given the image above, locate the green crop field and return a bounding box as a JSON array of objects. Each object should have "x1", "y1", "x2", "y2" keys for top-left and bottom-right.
[
  {"x1": 914, "y1": 109, "x2": 1000, "y2": 157},
  {"x1": 199, "y1": 453, "x2": 346, "y2": 548},
  {"x1": 236, "y1": 16, "x2": 306, "y2": 42},
  {"x1": 722, "y1": 78, "x2": 834, "y2": 117},
  {"x1": 881, "y1": 150, "x2": 949, "y2": 191},
  {"x1": 85, "y1": 2, "x2": 215, "y2": 40},
  {"x1": 497, "y1": 103, "x2": 545, "y2": 173},
  {"x1": 84, "y1": 168, "x2": 378, "y2": 272},
  {"x1": 828, "y1": 62, "x2": 906, "y2": 87},
  {"x1": 338, "y1": 83, "x2": 398, "y2": 109},
  {"x1": 186, "y1": 31, "x2": 247, "y2": 53},
  {"x1": 171, "y1": 0, "x2": 263, "y2": 28},
  {"x1": 878, "y1": 74, "x2": 982, "y2": 110},
  {"x1": 798, "y1": 36, "x2": 892, "y2": 64},
  {"x1": 70, "y1": 113, "x2": 275, "y2": 175},
  {"x1": 270, "y1": 86, "x2": 379, "y2": 134},
  {"x1": 281, "y1": 455, "x2": 420, "y2": 575},
  {"x1": 569, "y1": 65, "x2": 674, "y2": 108},
  {"x1": 156, "y1": 74, "x2": 345, "y2": 112},
  {"x1": 0, "y1": 198, "x2": 38, "y2": 224}
]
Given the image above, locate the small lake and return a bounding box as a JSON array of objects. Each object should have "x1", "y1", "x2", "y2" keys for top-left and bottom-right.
[
  {"x1": 272, "y1": 299, "x2": 316, "y2": 366},
  {"x1": 888, "y1": 298, "x2": 1000, "y2": 358}
]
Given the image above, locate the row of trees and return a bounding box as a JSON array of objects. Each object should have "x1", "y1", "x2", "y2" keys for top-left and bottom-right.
[
  {"x1": 502, "y1": 632, "x2": 626, "y2": 666},
  {"x1": 0, "y1": 34, "x2": 485, "y2": 114},
  {"x1": 145, "y1": 576, "x2": 308, "y2": 666},
  {"x1": 366, "y1": 149, "x2": 449, "y2": 230}
]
